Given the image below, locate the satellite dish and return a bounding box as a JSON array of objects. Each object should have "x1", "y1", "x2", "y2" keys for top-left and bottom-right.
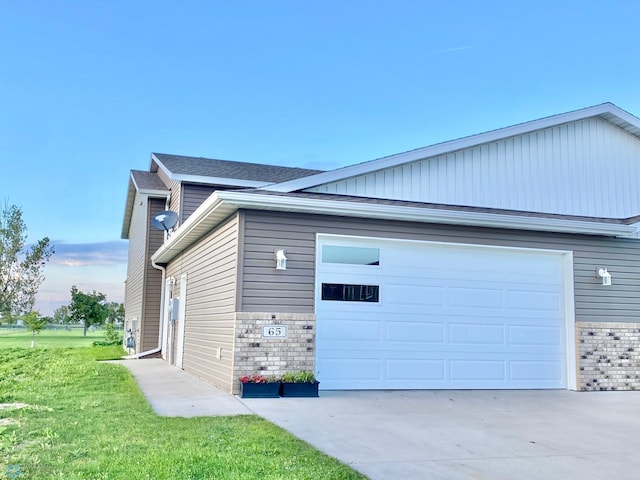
[{"x1": 152, "y1": 210, "x2": 179, "y2": 232}]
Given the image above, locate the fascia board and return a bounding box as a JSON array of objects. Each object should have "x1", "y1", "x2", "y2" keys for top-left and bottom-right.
[
  {"x1": 170, "y1": 173, "x2": 270, "y2": 187},
  {"x1": 121, "y1": 177, "x2": 137, "y2": 239},
  {"x1": 216, "y1": 191, "x2": 637, "y2": 237},
  {"x1": 265, "y1": 103, "x2": 640, "y2": 193},
  {"x1": 152, "y1": 190, "x2": 638, "y2": 263},
  {"x1": 150, "y1": 153, "x2": 166, "y2": 174}
]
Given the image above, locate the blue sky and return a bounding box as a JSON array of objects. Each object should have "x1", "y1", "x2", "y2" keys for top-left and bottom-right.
[{"x1": 1, "y1": 1, "x2": 639, "y2": 315}]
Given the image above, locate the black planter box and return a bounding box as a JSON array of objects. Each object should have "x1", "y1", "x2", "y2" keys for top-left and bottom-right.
[
  {"x1": 280, "y1": 381, "x2": 320, "y2": 397},
  {"x1": 240, "y1": 382, "x2": 281, "y2": 398}
]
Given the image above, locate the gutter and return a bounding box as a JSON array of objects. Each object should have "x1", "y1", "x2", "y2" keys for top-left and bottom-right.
[
  {"x1": 217, "y1": 191, "x2": 640, "y2": 237},
  {"x1": 123, "y1": 258, "x2": 166, "y2": 359},
  {"x1": 151, "y1": 190, "x2": 640, "y2": 265}
]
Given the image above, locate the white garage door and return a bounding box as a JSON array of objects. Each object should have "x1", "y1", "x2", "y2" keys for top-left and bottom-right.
[{"x1": 316, "y1": 236, "x2": 571, "y2": 390}]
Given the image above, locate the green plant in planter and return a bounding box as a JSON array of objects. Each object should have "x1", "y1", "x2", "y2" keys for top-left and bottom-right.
[
  {"x1": 280, "y1": 370, "x2": 319, "y2": 397},
  {"x1": 281, "y1": 370, "x2": 316, "y2": 383}
]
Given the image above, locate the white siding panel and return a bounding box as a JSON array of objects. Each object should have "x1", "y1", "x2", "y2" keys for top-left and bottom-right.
[{"x1": 305, "y1": 118, "x2": 640, "y2": 218}]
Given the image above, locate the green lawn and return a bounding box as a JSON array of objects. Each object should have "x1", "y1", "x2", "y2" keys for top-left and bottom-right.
[
  {"x1": 0, "y1": 327, "x2": 106, "y2": 349},
  {"x1": 0, "y1": 346, "x2": 366, "y2": 479}
]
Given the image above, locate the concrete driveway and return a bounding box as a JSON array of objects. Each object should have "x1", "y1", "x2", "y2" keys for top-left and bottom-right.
[{"x1": 242, "y1": 389, "x2": 640, "y2": 480}]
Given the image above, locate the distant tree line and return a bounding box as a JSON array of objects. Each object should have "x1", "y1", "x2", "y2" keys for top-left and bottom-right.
[{"x1": 0, "y1": 200, "x2": 124, "y2": 345}]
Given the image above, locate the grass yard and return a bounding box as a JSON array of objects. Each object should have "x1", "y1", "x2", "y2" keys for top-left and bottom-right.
[
  {"x1": 0, "y1": 327, "x2": 105, "y2": 349},
  {"x1": 0, "y1": 346, "x2": 367, "y2": 480}
]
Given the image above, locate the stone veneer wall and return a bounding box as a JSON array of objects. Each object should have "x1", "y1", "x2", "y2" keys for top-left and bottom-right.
[
  {"x1": 233, "y1": 312, "x2": 316, "y2": 394},
  {"x1": 577, "y1": 322, "x2": 640, "y2": 391}
]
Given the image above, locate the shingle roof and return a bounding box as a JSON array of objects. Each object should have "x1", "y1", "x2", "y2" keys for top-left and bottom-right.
[
  {"x1": 152, "y1": 153, "x2": 324, "y2": 183},
  {"x1": 131, "y1": 170, "x2": 169, "y2": 191}
]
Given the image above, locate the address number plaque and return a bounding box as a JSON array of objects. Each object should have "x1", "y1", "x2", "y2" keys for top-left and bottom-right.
[{"x1": 262, "y1": 325, "x2": 288, "y2": 338}]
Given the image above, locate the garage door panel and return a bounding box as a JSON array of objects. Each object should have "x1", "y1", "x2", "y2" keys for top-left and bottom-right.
[
  {"x1": 509, "y1": 325, "x2": 563, "y2": 346},
  {"x1": 447, "y1": 287, "x2": 504, "y2": 308},
  {"x1": 510, "y1": 360, "x2": 564, "y2": 382},
  {"x1": 386, "y1": 322, "x2": 445, "y2": 343},
  {"x1": 317, "y1": 237, "x2": 570, "y2": 390},
  {"x1": 320, "y1": 319, "x2": 380, "y2": 341},
  {"x1": 321, "y1": 358, "x2": 381, "y2": 381},
  {"x1": 450, "y1": 360, "x2": 506, "y2": 381},
  {"x1": 501, "y1": 310, "x2": 564, "y2": 323},
  {"x1": 386, "y1": 284, "x2": 445, "y2": 306},
  {"x1": 449, "y1": 324, "x2": 505, "y2": 344},
  {"x1": 386, "y1": 359, "x2": 445, "y2": 381},
  {"x1": 320, "y1": 337, "x2": 565, "y2": 354},
  {"x1": 507, "y1": 290, "x2": 561, "y2": 311}
]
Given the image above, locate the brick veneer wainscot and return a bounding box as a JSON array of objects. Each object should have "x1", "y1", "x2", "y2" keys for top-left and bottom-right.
[
  {"x1": 233, "y1": 312, "x2": 316, "y2": 395},
  {"x1": 577, "y1": 322, "x2": 640, "y2": 391}
]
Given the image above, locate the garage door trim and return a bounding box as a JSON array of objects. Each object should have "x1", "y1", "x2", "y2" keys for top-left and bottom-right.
[{"x1": 315, "y1": 233, "x2": 577, "y2": 390}]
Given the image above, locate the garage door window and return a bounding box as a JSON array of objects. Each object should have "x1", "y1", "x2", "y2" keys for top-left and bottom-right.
[
  {"x1": 322, "y1": 245, "x2": 380, "y2": 265},
  {"x1": 322, "y1": 283, "x2": 379, "y2": 302}
]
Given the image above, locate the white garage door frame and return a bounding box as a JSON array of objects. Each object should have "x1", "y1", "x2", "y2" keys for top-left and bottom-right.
[{"x1": 315, "y1": 233, "x2": 577, "y2": 390}]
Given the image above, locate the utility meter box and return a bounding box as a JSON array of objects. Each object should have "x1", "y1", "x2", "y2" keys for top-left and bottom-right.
[{"x1": 171, "y1": 298, "x2": 180, "y2": 321}]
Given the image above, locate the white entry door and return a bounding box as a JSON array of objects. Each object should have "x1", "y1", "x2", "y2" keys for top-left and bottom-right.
[{"x1": 316, "y1": 235, "x2": 572, "y2": 390}]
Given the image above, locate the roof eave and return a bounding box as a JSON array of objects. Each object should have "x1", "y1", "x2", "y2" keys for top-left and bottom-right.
[{"x1": 150, "y1": 191, "x2": 638, "y2": 263}]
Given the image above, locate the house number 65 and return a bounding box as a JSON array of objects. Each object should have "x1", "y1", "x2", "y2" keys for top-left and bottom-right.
[{"x1": 262, "y1": 325, "x2": 288, "y2": 338}]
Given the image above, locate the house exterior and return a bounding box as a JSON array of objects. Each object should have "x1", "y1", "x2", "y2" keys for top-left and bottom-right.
[{"x1": 122, "y1": 103, "x2": 640, "y2": 394}]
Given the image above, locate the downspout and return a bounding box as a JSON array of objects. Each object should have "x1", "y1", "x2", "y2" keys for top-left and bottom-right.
[{"x1": 123, "y1": 258, "x2": 166, "y2": 359}]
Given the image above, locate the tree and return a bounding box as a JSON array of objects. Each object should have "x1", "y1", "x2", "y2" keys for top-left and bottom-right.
[
  {"x1": 0, "y1": 202, "x2": 54, "y2": 319},
  {"x1": 23, "y1": 311, "x2": 48, "y2": 348},
  {"x1": 105, "y1": 302, "x2": 125, "y2": 326},
  {"x1": 53, "y1": 305, "x2": 72, "y2": 324},
  {"x1": 69, "y1": 286, "x2": 108, "y2": 336}
]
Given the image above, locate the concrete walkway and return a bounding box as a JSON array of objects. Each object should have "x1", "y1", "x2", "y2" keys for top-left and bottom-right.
[
  {"x1": 112, "y1": 358, "x2": 250, "y2": 417},
  {"x1": 116, "y1": 358, "x2": 640, "y2": 480}
]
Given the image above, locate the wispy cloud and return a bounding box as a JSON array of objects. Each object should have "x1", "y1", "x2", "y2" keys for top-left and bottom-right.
[
  {"x1": 431, "y1": 46, "x2": 472, "y2": 54},
  {"x1": 49, "y1": 241, "x2": 128, "y2": 267}
]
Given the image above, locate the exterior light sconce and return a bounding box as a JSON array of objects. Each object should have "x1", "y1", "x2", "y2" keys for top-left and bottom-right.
[
  {"x1": 275, "y1": 249, "x2": 287, "y2": 270},
  {"x1": 596, "y1": 267, "x2": 612, "y2": 286}
]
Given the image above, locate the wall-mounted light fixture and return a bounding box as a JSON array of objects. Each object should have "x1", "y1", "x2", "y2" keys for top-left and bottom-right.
[
  {"x1": 596, "y1": 267, "x2": 612, "y2": 286},
  {"x1": 275, "y1": 249, "x2": 288, "y2": 270}
]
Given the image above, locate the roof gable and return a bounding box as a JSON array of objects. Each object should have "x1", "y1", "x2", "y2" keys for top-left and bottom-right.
[
  {"x1": 264, "y1": 103, "x2": 640, "y2": 196},
  {"x1": 264, "y1": 103, "x2": 640, "y2": 219},
  {"x1": 121, "y1": 171, "x2": 170, "y2": 239}
]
